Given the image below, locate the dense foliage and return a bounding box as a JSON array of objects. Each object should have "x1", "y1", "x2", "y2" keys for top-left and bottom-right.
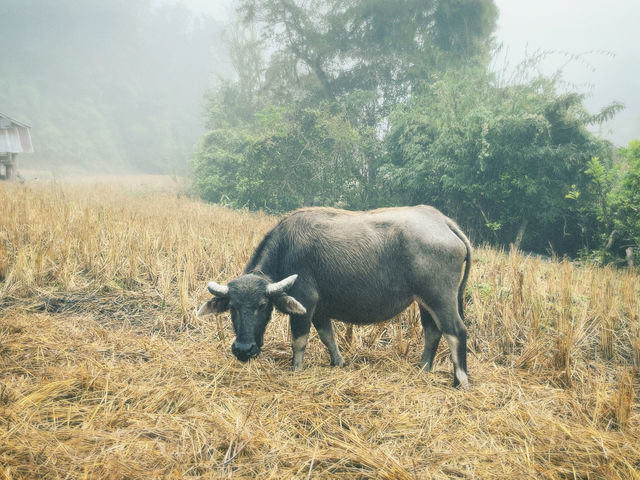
[
  {"x1": 194, "y1": 0, "x2": 498, "y2": 211},
  {"x1": 385, "y1": 69, "x2": 617, "y2": 254},
  {"x1": 195, "y1": 104, "x2": 376, "y2": 211},
  {"x1": 192, "y1": 0, "x2": 634, "y2": 262},
  {"x1": 1, "y1": 0, "x2": 228, "y2": 173},
  {"x1": 580, "y1": 140, "x2": 640, "y2": 265}
]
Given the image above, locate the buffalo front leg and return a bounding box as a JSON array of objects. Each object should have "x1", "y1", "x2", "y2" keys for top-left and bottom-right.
[
  {"x1": 290, "y1": 314, "x2": 311, "y2": 371},
  {"x1": 312, "y1": 315, "x2": 344, "y2": 367}
]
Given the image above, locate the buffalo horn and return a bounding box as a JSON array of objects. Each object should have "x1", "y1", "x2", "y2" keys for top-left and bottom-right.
[
  {"x1": 207, "y1": 281, "x2": 229, "y2": 297},
  {"x1": 266, "y1": 274, "x2": 298, "y2": 296}
]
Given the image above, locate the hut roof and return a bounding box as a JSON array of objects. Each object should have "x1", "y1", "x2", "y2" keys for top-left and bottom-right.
[{"x1": 0, "y1": 112, "x2": 34, "y2": 153}]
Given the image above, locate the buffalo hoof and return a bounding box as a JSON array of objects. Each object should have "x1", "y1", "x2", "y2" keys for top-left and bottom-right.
[
  {"x1": 452, "y1": 373, "x2": 469, "y2": 390},
  {"x1": 330, "y1": 358, "x2": 345, "y2": 367}
]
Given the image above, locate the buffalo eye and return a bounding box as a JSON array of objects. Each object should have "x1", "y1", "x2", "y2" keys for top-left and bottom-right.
[{"x1": 255, "y1": 301, "x2": 268, "y2": 314}]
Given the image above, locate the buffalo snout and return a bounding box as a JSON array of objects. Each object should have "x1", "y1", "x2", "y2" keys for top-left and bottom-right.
[{"x1": 231, "y1": 341, "x2": 260, "y2": 362}]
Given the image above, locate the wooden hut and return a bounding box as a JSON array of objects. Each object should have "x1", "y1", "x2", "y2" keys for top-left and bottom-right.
[{"x1": 1, "y1": 112, "x2": 34, "y2": 180}]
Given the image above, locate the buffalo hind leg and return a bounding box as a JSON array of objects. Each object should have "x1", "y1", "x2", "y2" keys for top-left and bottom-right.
[
  {"x1": 419, "y1": 306, "x2": 442, "y2": 372},
  {"x1": 421, "y1": 301, "x2": 468, "y2": 389},
  {"x1": 290, "y1": 314, "x2": 311, "y2": 371},
  {"x1": 446, "y1": 329, "x2": 468, "y2": 389},
  {"x1": 312, "y1": 315, "x2": 344, "y2": 367}
]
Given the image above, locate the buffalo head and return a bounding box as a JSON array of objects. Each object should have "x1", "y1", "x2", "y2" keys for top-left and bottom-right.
[{"x1": 197, "y1": 273, "x2": 306, "y2": 362}]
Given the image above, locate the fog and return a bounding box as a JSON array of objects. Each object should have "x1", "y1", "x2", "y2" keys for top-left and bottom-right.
[
  {"x1": 0, "y1": 0, "x2": 232, "y2": 174},
  {"x1": 1, "y1": 0, "x2": 637, "y2": 177},
  {"x1": 494, "y1": 0, "x2": 640, "y2": 146},
  {"x1": 168, "y1": 0, "x2": 640, "y2": 147}
]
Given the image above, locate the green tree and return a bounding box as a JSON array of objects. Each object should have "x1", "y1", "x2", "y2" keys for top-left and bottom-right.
[
  {"x1": 583, "y1": 141, "x2": 640, "y2": 265},
  {"x1": 237, "y1": 0, "x2": 497, "y2": 121},
  {"x1": 194, "y1": 0, "x2": 498, "y2": 212},
  {"x1": 615, "y1": 140, "x2": 640, "y2": 259},
  {"x1": 384, "y1": 67, "x2": 616, "y2": 255},
  {"x1": 194, "y1": 104, "x2": 375, "y2": 212}
]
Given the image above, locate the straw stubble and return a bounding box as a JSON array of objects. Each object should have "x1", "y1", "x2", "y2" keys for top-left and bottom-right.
[{"x1": 0, "y1": 179, "x2": 638, "y2": 479}]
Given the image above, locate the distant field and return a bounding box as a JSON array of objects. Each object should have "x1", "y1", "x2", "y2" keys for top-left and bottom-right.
[
  {"x1": 17, "y1": 170, "x2": 190, "y2": 190},
  {"x1": 0, "y1": 179, "x2": 638, "y2": 479}
]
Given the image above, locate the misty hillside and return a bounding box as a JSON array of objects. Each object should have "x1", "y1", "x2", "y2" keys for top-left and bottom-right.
[{"x1": 0, "y1": 0, "x2": 231, "y2": 174}]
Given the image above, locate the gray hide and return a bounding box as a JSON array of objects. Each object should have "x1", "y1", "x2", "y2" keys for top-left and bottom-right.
[{"x1": 198, "y1": 205, "x2": 472, "y2": 388}]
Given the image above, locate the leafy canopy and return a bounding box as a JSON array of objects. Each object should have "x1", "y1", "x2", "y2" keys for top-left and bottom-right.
[
  {"x1": 384, "y1": 67, "x2": 616, "y2": 254},
  {"x1": 193, "y1": 0, "x2": 632, "y2": 262},
  {"x1": 194, "y1": 0, "x2": 498, "y2": 211}
]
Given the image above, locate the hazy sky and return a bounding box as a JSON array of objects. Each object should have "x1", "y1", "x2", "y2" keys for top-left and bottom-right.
[
  {"x1": 494, "y1": 0, "x2": 639, "y2": 146},
  {"x1": 175, "y1": 0, "x2": 638, "y2": 146}
]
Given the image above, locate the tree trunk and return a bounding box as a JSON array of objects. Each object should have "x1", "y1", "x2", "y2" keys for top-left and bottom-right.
[
  {"x1": 514, "y1": 219, "x2": 528, "y2": 250},
  {"x1": 605, "y1": 230, "x2": 619, "y2": 250},
  {"x1": 626, "y1": 247, "x2": 634, "y2": 268}
]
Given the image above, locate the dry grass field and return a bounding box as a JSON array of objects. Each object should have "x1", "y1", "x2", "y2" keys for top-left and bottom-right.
[{"x1": 0, "y1": 178, "x2": 638, "y2": 479}]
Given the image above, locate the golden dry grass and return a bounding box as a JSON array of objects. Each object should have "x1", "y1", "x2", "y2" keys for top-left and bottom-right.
[{"x1": 0, "y1": 179, "x2": 638, "y2": 479}]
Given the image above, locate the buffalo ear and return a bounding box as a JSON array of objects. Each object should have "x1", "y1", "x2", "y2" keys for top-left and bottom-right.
[
  {"x1": 197, "y1": 297, "x2": 229, "y2": 316},
  {"x1": 272, "y1": 294, "x2": 306, "y2": 315}
]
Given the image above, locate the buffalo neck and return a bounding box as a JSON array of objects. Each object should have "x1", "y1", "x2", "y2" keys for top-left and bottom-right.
[{"x1": 244, "y1": 228, "x2": 283, "y2": 281}]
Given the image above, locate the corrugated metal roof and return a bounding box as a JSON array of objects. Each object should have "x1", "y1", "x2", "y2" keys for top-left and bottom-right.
[
  {"x1": 0, "y1": 112, "x2": 31, "y2": 128},
  {"x1": 0, "y1": 112, "x2": 34, "y2": 153}
]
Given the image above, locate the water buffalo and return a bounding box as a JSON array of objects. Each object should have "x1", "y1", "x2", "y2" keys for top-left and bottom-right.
[{"x1": 198, "y1": 206, "x2": 472, "y2": 388}]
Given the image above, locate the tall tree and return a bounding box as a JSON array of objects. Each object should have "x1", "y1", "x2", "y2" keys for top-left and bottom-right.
[
  {"x1": 582, "y1": 140, "x2": 640, "y2": 265},
  {"x1": 237, "y1": 0, "x2": 497, "y2": 122},
  {"x1": 384, "y1": 67, "x2": 617, "y2": 254},
  {"x1": 194, "y1": 0, "x2": 498, "y2": 212}
]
